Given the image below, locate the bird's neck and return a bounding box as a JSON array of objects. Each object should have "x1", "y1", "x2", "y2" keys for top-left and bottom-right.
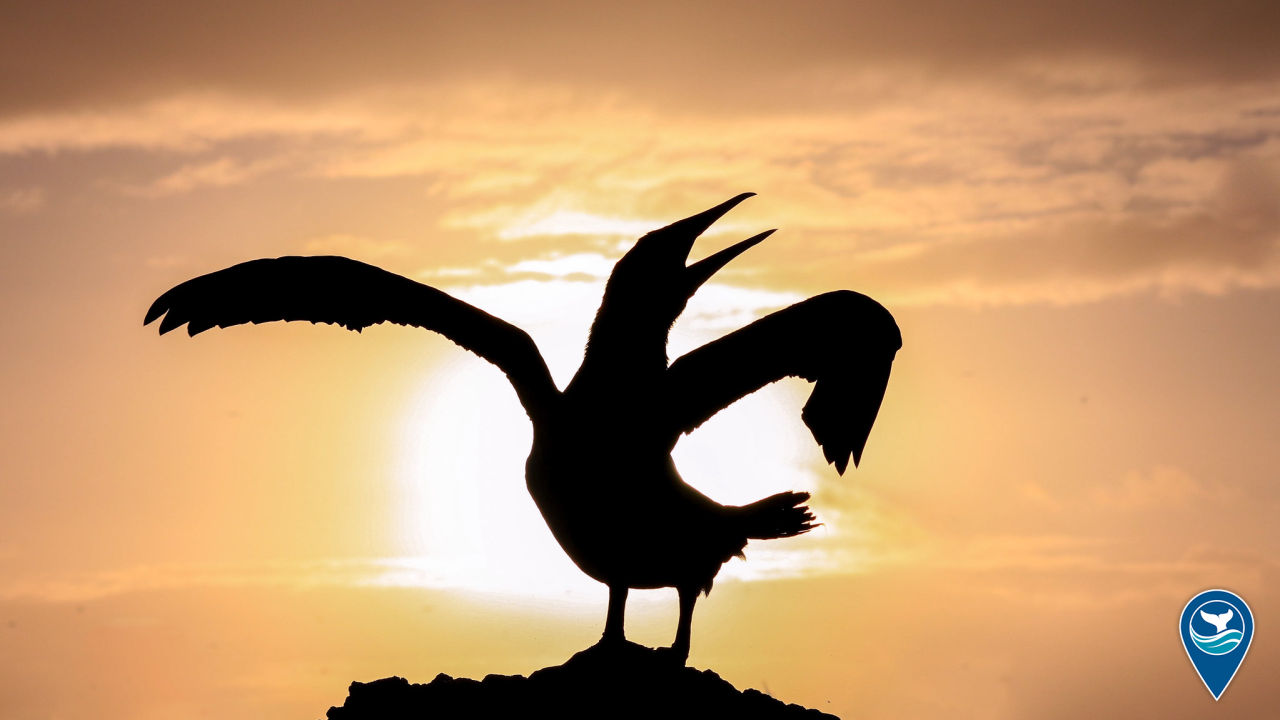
[{"x1": 570, "y1": 319, "x2": 670, "y2": 392}]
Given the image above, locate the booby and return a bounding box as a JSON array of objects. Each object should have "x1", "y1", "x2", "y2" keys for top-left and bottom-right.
[{"x1": 145, "y1": 194, "x2": 902, "y2": 663}]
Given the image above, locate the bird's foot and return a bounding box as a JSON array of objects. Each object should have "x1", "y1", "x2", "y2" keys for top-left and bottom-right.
[
  {"x1": 653, "y1": 644, "x2": 689, "y2": 667},
  {"x1": 598, "y1": 632, "x2": 627, "y2": 647},
  {"x1": 597, "y1": 629, "x2": 635, "y2": 653}
]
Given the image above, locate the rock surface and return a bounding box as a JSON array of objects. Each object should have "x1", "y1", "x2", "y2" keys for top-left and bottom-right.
[{"x1": 326, "y1": 640, "x2": 839, "y2": 719}]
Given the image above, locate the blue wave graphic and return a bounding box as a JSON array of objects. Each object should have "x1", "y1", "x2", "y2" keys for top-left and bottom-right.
[{"x1": 1191, "y1": 628, "x2": 1243, "y2": 655}]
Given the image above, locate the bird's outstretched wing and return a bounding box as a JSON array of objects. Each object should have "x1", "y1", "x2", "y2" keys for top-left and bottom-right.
[
  {"x1": 664, "y1": 291, "x2": 901, "y2": 474},
  {"x1": 145, "y1": 256, "x2": 558, "y2": 418}
]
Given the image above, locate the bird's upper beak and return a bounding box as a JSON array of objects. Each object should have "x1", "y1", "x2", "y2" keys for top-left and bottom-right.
[{"x1": 643, "y1": 193, "x2": 773, "y2": 295}]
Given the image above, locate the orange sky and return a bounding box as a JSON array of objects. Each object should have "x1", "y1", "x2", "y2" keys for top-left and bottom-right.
[{"x1": 1, "y1": 2, "x2": 1278, "y2": 718}]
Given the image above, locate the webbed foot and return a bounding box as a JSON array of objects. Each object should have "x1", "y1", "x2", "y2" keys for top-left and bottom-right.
[
  {"x1": 598, "y1": 630, "x2": 628, "y2": 648},
  {"x1": 653, "y1": 643, "x2": 689, "y2": 666}
]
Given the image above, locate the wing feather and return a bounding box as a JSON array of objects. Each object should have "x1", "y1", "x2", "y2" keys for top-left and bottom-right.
[
  {"x1": 665, "y1": 290, "x2": 901, "y2": 474},
  {"x1": 145, "y1": 256, "x2": 557, "y2": 418}
]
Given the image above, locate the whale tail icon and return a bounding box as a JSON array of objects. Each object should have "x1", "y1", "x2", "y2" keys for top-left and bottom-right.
[{"x1": 1201, "y1": 609, "x2": 1234, "y2": 633}]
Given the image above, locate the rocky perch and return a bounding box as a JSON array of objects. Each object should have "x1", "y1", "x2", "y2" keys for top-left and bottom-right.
[{"x1": 326, "y1": 641, "x2": 839, "y2": 719}]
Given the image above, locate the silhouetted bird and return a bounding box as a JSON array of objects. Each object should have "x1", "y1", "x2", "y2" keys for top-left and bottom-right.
[{"x1": 145, "y1": 194, "x2": 901, "y2": 663}]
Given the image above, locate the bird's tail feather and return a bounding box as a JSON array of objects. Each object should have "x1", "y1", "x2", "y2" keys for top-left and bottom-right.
[{"x1": 736, "y1": 491, "x2": 816, "y2": 540}]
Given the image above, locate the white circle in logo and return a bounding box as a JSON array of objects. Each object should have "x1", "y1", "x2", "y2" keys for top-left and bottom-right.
[{"x1": 1190, "y1": 600, "x2": 1244, "y2": 656}]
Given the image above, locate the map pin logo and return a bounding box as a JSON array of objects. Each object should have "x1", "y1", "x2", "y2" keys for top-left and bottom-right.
[{"x1": 1180, "y1": 589, "x2": 1254, "y2": 700}]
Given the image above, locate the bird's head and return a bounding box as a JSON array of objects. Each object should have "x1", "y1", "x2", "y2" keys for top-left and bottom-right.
[{"x1": 602, "y1": 193, "x2": 773, "y2": 328}]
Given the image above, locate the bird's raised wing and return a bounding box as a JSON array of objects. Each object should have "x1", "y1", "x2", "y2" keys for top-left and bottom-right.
[
  {"x1": 145, "y1": 256, "x2": 558, "y2": 418},
  {"x1": 664, "y1": 291, "x2": 901, "y2": 474}
]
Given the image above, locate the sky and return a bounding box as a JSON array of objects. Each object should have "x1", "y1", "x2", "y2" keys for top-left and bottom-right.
[{"x1": 1, "y1": 1, "x2": 1279, "y2": 718}]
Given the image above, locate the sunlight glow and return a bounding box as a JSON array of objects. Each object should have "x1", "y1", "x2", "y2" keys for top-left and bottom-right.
[
  {"x1": 393, "y1": 278, "x2": 831, "y2": 599},
  {"x1": 497, "y1": 210, "x2": 661, "y2": 240},
  {"x1": 507, "y1": 253, "x2": 618, "y2": 278}
]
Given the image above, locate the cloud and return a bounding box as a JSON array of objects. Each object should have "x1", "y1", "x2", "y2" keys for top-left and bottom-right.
[
  {"x1": 947, "y1": 535, "x2": 1113, "y2": 572},
  {"x1": 1086, "y1": 466, "x2": 1215, "y2": 509},
  {"x1": 0, "y1": 91, "x2": 408, "y2": 156},
  {"x1": 1, "y1": 0, "x2": 1278, "y2": 121},
  {"x1": 1, "y1": 71, "x2": 1277, "y2": 307},
  {"x1": 836, "y1": 178, "x2": 1280, "y2": 306},
  {"x1": 0, "y1": 186, "x2": 44, "y2": 214},
  {"x1": 495, "y1": 211, "x2": 662, "y2": 241},
  {"x1": 124, "y1": 156, "x2": 282, "y2": 196},
  {"x1": 505, "y1": 253, "x2": 618, "y2": 278},
  {"x1": 1020, "y1": 465, "x2": 1236, "y2": 513},
  {"x1": 755, "y1": 152, "x2": 1280, "y2": 305},
  {"x1": 0, "y1": 558, "x2": 417, "y2": 603}
]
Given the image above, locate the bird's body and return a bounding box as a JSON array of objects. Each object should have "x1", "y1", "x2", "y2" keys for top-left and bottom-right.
[
  {"x1": 146, "y1": 194, "x2": 901, "y2": 662},
  {"x1": 531, "y1": 332, "x2": 755, "y2": 594},
  {"x1": 525, "y1": 397, "x2": 784, "y2": 595}
]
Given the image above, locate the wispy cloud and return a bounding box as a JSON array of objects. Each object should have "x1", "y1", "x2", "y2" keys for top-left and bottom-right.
[
  {"x1": 505, "y1": 253, "x2": 619, "y2": 278},
  {"x1": 494, "y1": 211, "x2": 662, "y2": 241},
  {"x1": 126, "y1": 156, "x2": 282, "y2": 196},
  {"x1": 0, "y1": 558, "x2": 412, "y2": 603},
  {"x1": 0, "y1": 93, "x2": 380, "y2": 154},
  {"x1": 0, "y1": 186, "x2": 44, "y2": 214},
  {"x1": 1, "y1": 75, "x2": 1277, "y2": 305}
]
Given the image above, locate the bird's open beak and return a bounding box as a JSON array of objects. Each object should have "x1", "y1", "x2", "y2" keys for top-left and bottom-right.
[
  {"x1": 634, "y1": 192, "x2": 772, "y2": 294},
  {"x1": 685, "y1": 229, "x2": 775, "y2": 293}
]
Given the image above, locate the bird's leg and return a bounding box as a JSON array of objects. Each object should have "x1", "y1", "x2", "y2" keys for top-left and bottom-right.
[
  {"x1": 602, "y1": 585, "x2": 628, "y2": 645},
  {"x1": 668, "y1": 585, "x2": 698, "y2": 664}
]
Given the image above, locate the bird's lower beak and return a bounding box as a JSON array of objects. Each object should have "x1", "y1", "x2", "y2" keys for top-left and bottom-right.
[{"x1": 685, "y1": 229, "x2": 775, "y2": 293}]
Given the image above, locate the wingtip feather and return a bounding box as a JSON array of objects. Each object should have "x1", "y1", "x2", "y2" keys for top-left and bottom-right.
[
  {"x1": 158, "y1": 313, "x2": 185, "y2": 335},
  {"x1": 144, "y1": 290, "x2": 175, "y2": 327},
  {"x1": 834, "y1": 453, "x2": 850, "y2": 475}
]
